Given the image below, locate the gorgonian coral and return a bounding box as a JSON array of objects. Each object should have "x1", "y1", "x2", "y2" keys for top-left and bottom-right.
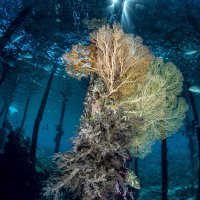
[
  {"x1": 45, "y1": 25, "x2": 187, "y2": 200},
  {"x1": 117, "y1": 58, "x2": 188, "y2": 157},
  {"x1": 63, "y1": 24, "x2": 153, "y2": 98}
]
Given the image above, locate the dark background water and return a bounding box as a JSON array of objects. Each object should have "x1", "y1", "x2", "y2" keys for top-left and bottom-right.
[{"x1": 0, "y1": 0, "x2": 200, "y2": 199}]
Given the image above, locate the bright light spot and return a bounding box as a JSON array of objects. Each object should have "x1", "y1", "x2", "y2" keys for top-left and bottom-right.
[
  {"x1": 9, "y1": 105, "x2": 18, "y2": 115},
  {"x1": 110, "y1": 0, "x2": 119, "y2": 7},
  {"x1": 123, "y1": 1, "x2": 128, "y2": 14},
  {"x1": 112, "y1": 0, "x2": 118, "y2": 4},
  {"x1": 108, "y1": 0, "x2": 135, "y2": 31}
]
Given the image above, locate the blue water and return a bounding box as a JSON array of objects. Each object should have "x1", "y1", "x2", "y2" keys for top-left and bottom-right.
[{"x1": 0, "y1": 0, "x2": 200, "y2": 199}]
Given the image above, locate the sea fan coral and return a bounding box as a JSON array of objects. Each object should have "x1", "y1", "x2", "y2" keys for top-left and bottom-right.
[
  {"x1": 63, "y1": 24, "x2": 153, "y2": 98},
  {"x1": 45, "y1": 25, "x2": 187, "y2": 200},
  {"x1": 117, "y1": 58, "x2": 188, "y2": 157}
]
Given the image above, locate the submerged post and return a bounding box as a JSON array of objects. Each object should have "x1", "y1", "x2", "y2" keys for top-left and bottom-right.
[
  {"x1": 161, "y1": 138, "x2": 168, "y2": 200},
  {"x1": 197, "y1": 126, "x2": 200, "y2": 200},
  {"x1": 0, "y1": 76, "x2": 18, "y2": 150},
  {"x1": 188, "y1": 91, "x2": 200, "y2": 199},
  {"x1": 54, "y1": 99, "x2": 67, "y2": 153},
  {"x1": 134, "y1": 157, "x2": 139, "y2": 199},
  {"x1": 0, "y1": 101, "x2": 7, "y2": 117},
  {"x1": 0, "y1": 6, "x2": 33, "y2": 86},
  {"x1": 30, "y1": 66, "x2": 56, "y2": 164},
  {"x1": 0, "y1": 6, "x2": 32, "y2": 52},
  {"x1": 19, "y1": 93, "x2": 31, "y2": 132}
]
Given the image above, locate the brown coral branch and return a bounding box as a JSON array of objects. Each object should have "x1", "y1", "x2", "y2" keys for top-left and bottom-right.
[{"x1": 63, "y1": 24, "x2": 153, "y2": 98}]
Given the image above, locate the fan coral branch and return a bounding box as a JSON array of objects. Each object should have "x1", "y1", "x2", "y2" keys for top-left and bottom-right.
[
  {"x1": 63, "y1": 24, "x2": 153, "y2": 98},
  {"x1": 117, "y1": 58, "x2": 188, "y2": 157}
]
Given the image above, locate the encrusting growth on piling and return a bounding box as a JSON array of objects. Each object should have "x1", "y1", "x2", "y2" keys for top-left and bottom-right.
[{"x1": 44, "y1": 24, "x2": 188, "y2": 200}]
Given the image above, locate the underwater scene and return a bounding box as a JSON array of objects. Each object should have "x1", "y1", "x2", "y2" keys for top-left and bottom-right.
[{"x1": 0, "y1": 0, "x2": 200, "y2": 200}]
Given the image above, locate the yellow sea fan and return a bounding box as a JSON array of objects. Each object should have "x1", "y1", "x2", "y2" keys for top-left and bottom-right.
[{"x1": 117, "y1": 58, "x2": 188, "y2": 157}]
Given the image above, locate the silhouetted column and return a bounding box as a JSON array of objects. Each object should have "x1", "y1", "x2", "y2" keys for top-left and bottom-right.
[
  {"x1": 134, "y1": 157, "x2": 139, "y2": 199},
  {"x1": 187, "y1": 87, "x2": 200, "y2": 199},
  {"x1": 188, "y1": 133, "x2": 195, "y2": 176},
  {"x1": 0, "y1": 104, "x2": 10, "y2": 151},
  {"x1": 30, "y1": 66, "x2": 56, "y2": 164},
  {"x1": 54, "y1": 99, "x2": 67, "y2": 153},
  {"x1": 0, "y1": 81, "x2": 17, "y2": 150},
  {"x1": 0, "y1": 6, "x2": 32, "y2": 86},
  {"x1": 19, "y1": 93, "x2": 31, "y2": 132},
  {"x1": 0, "y1": 64, "x2": 8, "y2": 87},
  {"x1": 197, "y1": 126, "x2": 200, "y2": 200},
  {"x1": 54, "y1": 82, "x2": 72, "y2": 153},
  {"x1": 0, "y1": 101, "x2": 7, "y2": 117},
  {"x1": 161, "y1": 139, "x2": 168, "y2": 200},
  {"x1": 0, "y1": 6, "x2": 32, "y2": 52},
  {"x1": 185, "y1": 116, "x2": 195, "y2": 186}
]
